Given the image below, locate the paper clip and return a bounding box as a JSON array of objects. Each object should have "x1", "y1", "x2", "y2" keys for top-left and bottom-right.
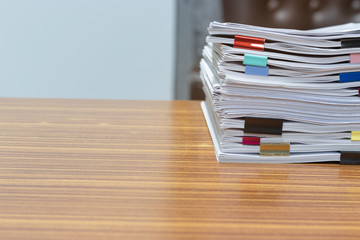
[
  {"x1": 340, "y1": 152, "x2": 360, "y2": 165},
  {"x1": 244, "y1": 117, "x2": 283, "y2": 135},
  {"x1": 260, "y1": 142, "x2": 290, "y2": 156},
  {"x1": 234, "y1": 35, "x2": 265, "y2": 51},
  {"x1": 341, "y1": 39, "x2": 360, "y2": 49},
  {"x1": 350, "y1": 53, "x2": 360, "y2": 64},
  {"x1": 243, "y1": 54, "x2": 267, "y2": 67},
  {"x1": 339, "y1": 72, "x2": 360, "y2": 83},
  {"x1": 242, "y1": 136, "x2": 261, "y2": 145},
  {"x1": 351, "y1": 131, "x2": 360, "y2": 141},
  {"x1": 245, "y1": 65, "x2": 269, "y2": 76}
]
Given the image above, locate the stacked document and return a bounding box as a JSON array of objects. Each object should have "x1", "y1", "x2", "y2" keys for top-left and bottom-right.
[{"x1": 200, "y1": 21, "x2": 360, "y2": 164}]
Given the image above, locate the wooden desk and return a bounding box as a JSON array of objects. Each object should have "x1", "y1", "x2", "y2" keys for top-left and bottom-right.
[{"x1": 0, "y1": 98, "x2": 359, "y2": 240}]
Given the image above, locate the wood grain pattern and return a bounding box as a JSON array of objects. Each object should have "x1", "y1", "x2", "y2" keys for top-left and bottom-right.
[{"x1": 0, "y1": 98, "x2": 359, "y2": 240}]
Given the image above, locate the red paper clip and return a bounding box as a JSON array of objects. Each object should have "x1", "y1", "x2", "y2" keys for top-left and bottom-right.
[
  {"x1": 234, "y1": 35, "x2": 265, "y2": 51},
  {"x1": 242, "y1": 136, "x2": 261, "y2": 145}
]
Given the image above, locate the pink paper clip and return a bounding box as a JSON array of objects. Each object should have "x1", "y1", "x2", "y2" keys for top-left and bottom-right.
[{"x1": 350, "y1": 53, "x2": 360, "y2": 64}]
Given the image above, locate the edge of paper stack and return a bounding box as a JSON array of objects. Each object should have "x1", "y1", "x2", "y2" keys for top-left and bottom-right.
[{"x1": 200, "y1": 21, "x2": 360, "y2": 164}]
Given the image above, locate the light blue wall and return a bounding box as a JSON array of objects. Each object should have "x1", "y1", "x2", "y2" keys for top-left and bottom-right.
[{"x1": 0, "y1": 0, "x2": 175, "y2": 100}]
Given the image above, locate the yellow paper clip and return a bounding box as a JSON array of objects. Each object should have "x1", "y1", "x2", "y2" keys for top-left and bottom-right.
[{"x1": 351, "y1": 131, "x2": 360, "y2": 141}]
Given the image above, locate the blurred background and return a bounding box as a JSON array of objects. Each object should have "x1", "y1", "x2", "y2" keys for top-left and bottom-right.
[
  {"x1": 0, "y1": 0, "x2": 175, "y2": 100},
  {"x1": 0, "y1": 0, "x2": 360, "y2": 100}
]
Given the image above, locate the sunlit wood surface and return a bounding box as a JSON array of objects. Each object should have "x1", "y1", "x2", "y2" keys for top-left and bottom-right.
[{"x1": 0, "y1": 98, "x2": 359, "y2": 240}]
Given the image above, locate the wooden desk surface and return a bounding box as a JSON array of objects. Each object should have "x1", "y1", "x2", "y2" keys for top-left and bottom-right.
[{"x1": 0, "y1": 98, "x2": 359, "y2": 240}]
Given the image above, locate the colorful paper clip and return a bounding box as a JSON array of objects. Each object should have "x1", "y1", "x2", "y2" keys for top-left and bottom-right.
[
  {"x1": 339, "y1": 72, "x2": 360, "y2": 83},
  {"x1": 350, "y1": 53, "x2": 360, "y2": 64},
  {"x1": 260, "y1": 142, "x2": 290, "y2": 156},
  {"x1": 245, "y1": 65, "x2": 269, "y2": 76},
  {"x1": 234, "y1": 35, "x2": 265, "y2": 51},
  {"x1": 243, "y1": 54, "x2": 267, "y2": 67},
  {"x1": 351, "y1": 131, "x2": 360, "y2": 141},
  {"x1": 242, "y1": 136, "x2": 261, "y2": 145}
]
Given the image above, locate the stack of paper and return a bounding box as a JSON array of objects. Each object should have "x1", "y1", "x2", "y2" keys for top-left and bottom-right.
[{"x1": 200, "y1": 21, "x2": 360, "y2": 164}]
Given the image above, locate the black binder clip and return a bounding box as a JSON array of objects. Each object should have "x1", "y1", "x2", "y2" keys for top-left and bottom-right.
[
  {"x1": 341, "y1": 39, "x2": 360, "y2": 49},
  {"x1": 244, "y1": 117, "x2": 283, "y2": 135},
  {"x1": 340, "y1": 152, "x2": 360, "y2": 165}
]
